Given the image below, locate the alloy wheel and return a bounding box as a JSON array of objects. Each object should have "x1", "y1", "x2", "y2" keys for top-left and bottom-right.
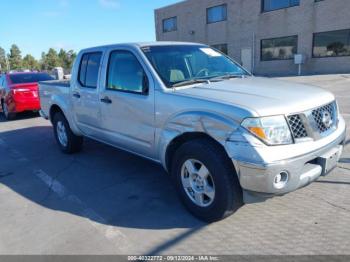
[
  {"x1": 181, "y1": 159, "x2": 216, "y2": 207},
  {"x1": 56, "y1": 121, "x2": 68, "y2": 147}
]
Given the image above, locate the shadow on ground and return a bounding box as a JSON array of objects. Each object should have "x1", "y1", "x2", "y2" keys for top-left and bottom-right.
[
  {"x1": 0, "y1": 126, "x2": 206, "y2": 234},
  {"x1": 340, "y1": 158, "x2": 350, "y2": 164},
  {"x1": 0, "y1": 111, "x2": 40, "y2": 122},
  {"x1": 316, "y1": 180, "x2": 350, "y2": 185}
]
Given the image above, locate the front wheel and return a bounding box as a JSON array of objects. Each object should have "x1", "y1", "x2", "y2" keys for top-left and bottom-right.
[
  {"x1": 52, "y1": 112, "x2": 83, "y2": 154},
  {"x1": 171, "y1": 138, "x2": 243, "y2": 222}
]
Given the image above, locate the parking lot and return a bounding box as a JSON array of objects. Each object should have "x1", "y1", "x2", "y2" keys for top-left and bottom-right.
[{"x1": 0, "y1": 74, "x2": 349, "y2": 255}]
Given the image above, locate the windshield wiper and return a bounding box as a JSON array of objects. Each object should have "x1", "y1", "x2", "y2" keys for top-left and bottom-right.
[
  {"x1": 172, "y1": 79, "x2": 210, "y2": 88},
  {"x1": 209, "y1": 74, "x2": 245, "y2": 81}
]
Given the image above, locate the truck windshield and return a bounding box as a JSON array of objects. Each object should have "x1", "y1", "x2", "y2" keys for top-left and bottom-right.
[
  {"x1": 142, "y1": 45, "x2": 250, "y2": 88},
  {"x1": 9, "y1": 73, "x2": 54, "y2": 84}
]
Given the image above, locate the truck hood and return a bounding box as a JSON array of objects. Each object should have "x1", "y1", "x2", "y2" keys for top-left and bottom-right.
[{"x1": 174, "y1": 77, "x2": 335, "y2": 116}]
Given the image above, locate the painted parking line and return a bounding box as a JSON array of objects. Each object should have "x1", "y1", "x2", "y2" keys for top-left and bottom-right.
[
  {"x1": 34, "y1": 169, "x2": 131, "y2": 252},
  {"x1": 0, "y1": 136, "x2": 132, "y2": 252}
]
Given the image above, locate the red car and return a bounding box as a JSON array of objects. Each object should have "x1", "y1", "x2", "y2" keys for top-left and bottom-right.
[{"x1": 0, "y1": 72, "x2": 54, "y2": 120}]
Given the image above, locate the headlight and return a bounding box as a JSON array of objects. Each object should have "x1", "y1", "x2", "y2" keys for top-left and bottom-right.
[{"x1": 241, "y1": 115, "x2": 293, "y2": 145}]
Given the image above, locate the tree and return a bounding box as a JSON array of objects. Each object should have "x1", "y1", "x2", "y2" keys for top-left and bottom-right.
[
  {"x1": 22, "y1": 54, "x2": 40, "y2": 71},
  {"x1": 327, "y1": 42, "x2": 346, "y2": 56},
  {"x1": 0, "y1": 45, "x2": 77, "y2": 72},
  {"x1": 8, "y1": 44, "x2": 22, "y2": 70},
  {"x1": 58, "y1": 49, "x2": 67, "y2": 68},
  {"x1": 45, "y1": 48, "x2": 60, "y2": 70},
  {"x1": 40, "y1": 52, "x2": 48, "y2": 71},
  {"x1": 0, "y1": 47, "x2": 7, "y2": 72},
  {"x1": 66, "y1": 50, "x2": 77, "y2": 71},
  {"x1": 58, "y1": 49, "x2": 77, "y2": 72},
  {"x1": 278, "y1": 48, "x2": 286, "y2": 59}
]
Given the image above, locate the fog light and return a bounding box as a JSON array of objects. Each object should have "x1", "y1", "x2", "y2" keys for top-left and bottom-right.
[
  {"x1": 273, "y1": 171, "x2": 289, "y2": 189},
  {"x1": 275, "y1": 174, "x2": 282, "y2": 183}
]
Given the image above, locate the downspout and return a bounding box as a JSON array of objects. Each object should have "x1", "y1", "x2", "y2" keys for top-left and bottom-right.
[{"x1": 252, "y1": 33, "x2": 256, "y2": 74}]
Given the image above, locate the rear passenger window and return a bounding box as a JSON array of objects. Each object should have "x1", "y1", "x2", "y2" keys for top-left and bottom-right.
[
  {"x1": 79, "y1": 55, "x2": 88, "y2": 86},
  {"x1": 78, "y1": 52, "x2": 102, "y2": 88}
]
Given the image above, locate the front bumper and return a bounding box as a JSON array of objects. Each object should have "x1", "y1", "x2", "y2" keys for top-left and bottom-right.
[{"x1": 227, "y1": 116, "x2": 347, "y2": 202}]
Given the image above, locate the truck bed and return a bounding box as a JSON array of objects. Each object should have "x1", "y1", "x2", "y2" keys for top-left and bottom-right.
[
  {"x1": 39, "y1": 80, "x2": 71, "y2": 120},
  {"x1": 38, "y1": 80, "x2": 70, "y2": 88}
]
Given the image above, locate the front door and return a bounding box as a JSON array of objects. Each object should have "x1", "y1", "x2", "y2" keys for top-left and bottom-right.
[
  {"x1": 71, "y1": 52, "x2": 103, "y2": 137},
  {"x1": 99, "y1": 49, "x2": 155, "y2": 158}
]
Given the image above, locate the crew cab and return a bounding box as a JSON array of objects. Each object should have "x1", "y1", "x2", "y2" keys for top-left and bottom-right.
[
  {"x1": 39, "y1": 42, "x2": 346, "y2": 222},
  {"x1": 0, "y1": 72, "x2": 54, "y2": 120}
]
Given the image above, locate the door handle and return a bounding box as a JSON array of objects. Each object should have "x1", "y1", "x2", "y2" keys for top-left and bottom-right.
[
  {"x1": 73, "y1": 92, "x2": 81, "y2": 98},
  {"x1": 100, "y1": 97, "x2": 112, "y2": 104}
]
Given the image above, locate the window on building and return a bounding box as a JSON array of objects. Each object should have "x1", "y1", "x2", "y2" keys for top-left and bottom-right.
[
  {"x1": 262, "y1": 0, "x2": 299, "y2": 12},
  {"x1": 79, "y1": 52, "x2": 102, "y2": 88},
  {"x1": 211, "y1": 44, "x2": 228, "y2": 55},
  {"x1": 261, "y1": 36, "x2": 298, "y2": 61},
  {"x1": 163, "y1": 17, "x2": 177, "y2": 33},
  {"x1": 207, "y1": 4, "x2": 227, "y2": 24},
  {"x1": 313, "y1": 29, "x2": 350, "y2": 58},
  {"x1": 107, "y1": 51, "x2": 148, "y2": 94}
]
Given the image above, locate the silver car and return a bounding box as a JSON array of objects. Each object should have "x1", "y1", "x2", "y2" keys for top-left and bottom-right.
[{"x1": 39, "y1": 42, "x2": 347, "y2": 222}]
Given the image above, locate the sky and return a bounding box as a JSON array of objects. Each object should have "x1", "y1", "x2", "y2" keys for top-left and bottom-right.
[{"x1": 1, "y1": 0, "x2": 179, "y2": 59}]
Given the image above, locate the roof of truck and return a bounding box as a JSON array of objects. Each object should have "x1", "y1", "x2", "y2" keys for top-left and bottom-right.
[{"x1": 80, "y1": 41, "x2": 206, "y2": 53}]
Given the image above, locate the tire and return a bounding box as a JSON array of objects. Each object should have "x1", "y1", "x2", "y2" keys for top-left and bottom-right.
[
  {"x1": 1, "y1": 101, "x2": 16, "y2": 120},
  {"x1": 52, "y1": 112, "x2": 83, "y2": 154},
  {"x1": 171, "y1": 138, "x2": 243, "y2": 222}
]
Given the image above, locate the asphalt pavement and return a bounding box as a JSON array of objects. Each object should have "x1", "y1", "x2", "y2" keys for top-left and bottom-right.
[{"x1": 0, "y1": 74, "x2": 349, "y2": 255}]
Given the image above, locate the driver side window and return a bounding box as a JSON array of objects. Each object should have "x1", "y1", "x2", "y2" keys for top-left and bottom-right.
[{"x1": 107, "y1": 51, "x2": 148, "y2": 94}]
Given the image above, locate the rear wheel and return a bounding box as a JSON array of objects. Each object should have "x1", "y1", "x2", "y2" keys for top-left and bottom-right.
[
  {"x1": 1, "y1": 101, "x2": 16, "y2": 120},
  {"x1": 52, "y1": 112, "x2": 83, "y2": 154},
  {"x1": 171, "y1": 138, "x2": 243, "y2": 222}
]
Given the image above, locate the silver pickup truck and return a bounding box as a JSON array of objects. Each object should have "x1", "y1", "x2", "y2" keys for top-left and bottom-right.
[{"x1": 39, "y1": 42, "x2": 346, "y2": 222}]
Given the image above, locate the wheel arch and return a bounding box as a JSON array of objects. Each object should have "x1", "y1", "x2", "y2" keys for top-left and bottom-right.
[
  {"x1": 49, "y1": 104, "x2": 64, "y2": 122},
  {"x1": 159, "y1": 111, "x2": 240, "y2": 171},
  {"x1": 165, "y1": 132, "x2": 235, "y2": 174},
  {"x1": 49, "y1": 103, "x2": 82, "y2": 136}
]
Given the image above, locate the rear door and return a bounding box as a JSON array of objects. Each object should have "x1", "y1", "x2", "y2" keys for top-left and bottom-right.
[
  {"x1": 98, "y1": 48, "x2": 156, "y2": 158},
  {"x1": 71, "y1": 52, "x2": 103, "y2": 137}
]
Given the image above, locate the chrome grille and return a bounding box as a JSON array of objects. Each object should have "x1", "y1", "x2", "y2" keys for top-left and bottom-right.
[
  {"x1": 311, "y1": 102, "x2": 336, "y2": 133},
  {"x1": 287, "y1": 114, "x2": 308, "y2": 139}
]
